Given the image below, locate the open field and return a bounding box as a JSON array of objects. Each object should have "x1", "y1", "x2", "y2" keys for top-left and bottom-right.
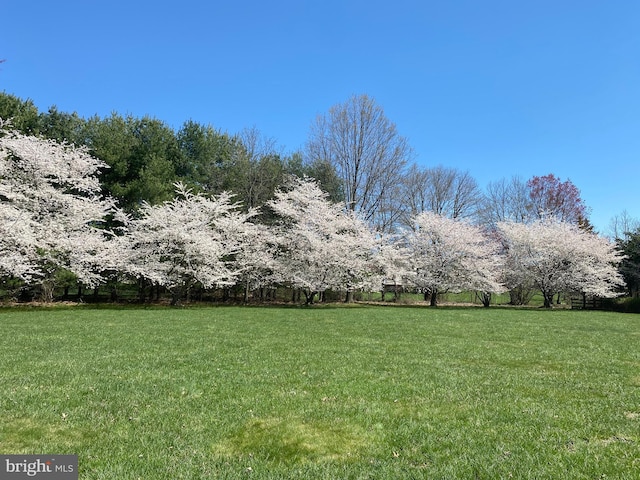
[{"x1": 0, "y1": 305, "x2": 638, "y2": 479}]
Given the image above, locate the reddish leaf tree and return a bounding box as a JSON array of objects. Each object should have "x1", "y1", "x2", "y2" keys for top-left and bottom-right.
[{"x1": 527, "y1": 174, "x2": 589, "y2": 225}]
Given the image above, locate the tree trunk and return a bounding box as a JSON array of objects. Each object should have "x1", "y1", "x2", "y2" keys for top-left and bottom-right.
[
  {"x1": 542, "y1": 290, "x2": 554, "y2": 308},
  {"x1": 40, "y1": 280, "x2": 55, "y2": 303},
  {"x1": 137, "y1": 277, "x2": 146, "y2": 303},
  {"x1": 304, "y1": 290, "x2": 316, "y2": 305},
  {"x1": 477, "y1": 291, "x2": 492, "y2": 307},
  {"x1": 244, "y1": 280, "x2": 250, "y2": 304},
  {"x1": 170, "y1": 286, "x2": 183, "y2": 306},
  {"x1": 110, "y1": 285, "x2": 118, "y2": 302},
  {"x1": 430, "y1": 289, "x2": 438, "y2": 307},
  {"x1": 509, "y1": 285, "x2": 534, "y2": 305}
]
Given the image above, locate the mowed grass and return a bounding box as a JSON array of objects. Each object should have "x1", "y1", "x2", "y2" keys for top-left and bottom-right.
[{"x1": 0, "y1": 305, "x2": 638, "y2": 479}]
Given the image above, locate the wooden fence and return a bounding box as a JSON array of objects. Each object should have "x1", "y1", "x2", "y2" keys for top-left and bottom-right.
[{"x1": 570, "y1": 295, "x2": 603, "y2": 310}]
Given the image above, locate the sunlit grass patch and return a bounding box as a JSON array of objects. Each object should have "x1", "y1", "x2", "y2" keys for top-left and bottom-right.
[
  {"x1": 215, "y1": 415, "x2": 371, "y2": 465},
  {"x1": 0, "y1": 417, "x2": 90, "y2": 452}
]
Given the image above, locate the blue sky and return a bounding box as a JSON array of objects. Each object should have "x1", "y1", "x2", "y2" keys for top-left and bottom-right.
[{"x1": 2, "y1": 0, "x2": 639, "y2": 233}]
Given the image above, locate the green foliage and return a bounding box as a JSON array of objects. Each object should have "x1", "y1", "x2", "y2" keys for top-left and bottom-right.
[
  {"x1": 175, "y1": 120, "x2": 244, "y2": 193},
  {"x1": 83, "y1": 114, "x2": 179, "y2": 210},
  {"x1": 0, "y1": 94, "x2": 84, "y2": 144},
  {"x1": 617, "y1": 229, "x2": 640, "y2": 297},
  {"x1": 38, "y1": 106, "x2": 85, "y2": 145},
  {"x1": 0, "y1": 92, "x2": 40, "y2": 134},
  {"x1": 227, "y1": 151, "x2": 286, "y2": 211},
  {"x1": 602, "y1": 296, "x2": 640, "y2": 313},
  {"x1": 0, "y1": 92, "x2": 344, "y2": 216},
  {"x1": 0, "y1": 306, "x2": 638, "y2": 478},
  {"x1": 304, "y1": 157, "x2": 344, "y2": 203},
  {"x1": 0, "y1": 276, "x2": 26, "y2": 301}
]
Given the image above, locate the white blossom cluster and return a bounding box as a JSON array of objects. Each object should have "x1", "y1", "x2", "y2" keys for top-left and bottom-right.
[
  {"x1": 0, "y1": 129, "x2": 625, "y2": 304},
  {"x1": 497, "y1": 219, "x2": 625, "y2": 307},
  {"x1": 267, "y1": 177, "x2": 380, "y2": 303},
  {"x1": 399, "y1": 211, "x2": 506, "y2": 305},
  {"x1": 0, "y1": 128, "x2": 115, "y2": 293}
]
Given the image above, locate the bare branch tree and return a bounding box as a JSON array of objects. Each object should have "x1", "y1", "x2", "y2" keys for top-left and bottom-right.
[
  {"x1": 479, "y1": 176, "x2": 531, "y2": 226},
  {"x1": 305, "y1": 94, "x2": 412, "y2": 232},
  {"x1": 399, "y1": 164, "x2": 482, "y2": 227},
  {"x1": 608, "y1": 210, "x2": 640, "y2": 241},
  {"x1": 239, "y1": 126, "x2": 281, "y2": 162}
]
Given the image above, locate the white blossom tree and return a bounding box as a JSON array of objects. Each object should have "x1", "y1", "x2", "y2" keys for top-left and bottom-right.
[
  {"x1": 374, "y1": 238, "x2": 412, "y2": 301},
  {"x1": 0, "y1": 124, "x2": 117, "y2": 300},
  {"x1": 497, "y1": 218, "x2": 624, "y2": 308},
  {"x1": 268, "y1": 177, "x2": 379, "y2": 304},
  {"x1": 401, "y1": 211, "x2": 504, "y2": 306},
  {"x1": 233, "y1": 221, "x2": 280, "y2": 302},
  {"x1": 123, "y1": 183, "x2": 256, "y2": 304}
]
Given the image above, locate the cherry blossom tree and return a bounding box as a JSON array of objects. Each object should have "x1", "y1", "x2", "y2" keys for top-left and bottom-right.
[
  {"x1": 497, "y1": 218, "x2": 624, "y2": 308},
  {"x1": 122, "y1": 183, "x2": 256, "y2": 304},
  {"x1": 268, "y1": 177, "x2": 378, "y2": 304},
  {"x1": 401, "y1": 211, "x2": 504, "y2": 306},
  {"x1": 374, "y1": 238, "x2": 413, "y2": 301},
  {"x1": 233, "y1": 221, "x2": 280, "y2": 302},
  {"x1": 0, "y1": 124, "x2": 117, "y2": 300}
]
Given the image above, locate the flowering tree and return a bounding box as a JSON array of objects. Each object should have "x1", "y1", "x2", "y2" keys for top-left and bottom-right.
[
  {"x1": 0, "y1": 124, "x2": 116, "y2": 300},
  {"x1": 481, "y1": 174, "x2": 591, "y2": 231},
  {"x1": 527, "y1": 174, "x2": 589, "y2": 225},
  {"x1": 123, "y1": 183, "x2": 255, "y2": 304},
  {"x1": 232, "y1": 221, "x2": 280, "y2": 302},
  {"x1": 497, "y1": 218, "x2": 624, "y2": 307},
  {"x1": 401, "y1": 211, "x2": 504, "y2": 306},
  {"x1": 268, "y1": 177, "x2": 378, "y2": 304}
]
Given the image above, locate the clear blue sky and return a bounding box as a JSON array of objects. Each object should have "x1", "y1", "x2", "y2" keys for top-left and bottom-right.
[{"x1": 2, "y1": 0, "x2": 639, "y2": 233}]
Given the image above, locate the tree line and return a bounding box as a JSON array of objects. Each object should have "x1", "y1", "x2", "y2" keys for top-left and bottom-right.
[
  {"x1": 0, "y1": 92, "x2": 342, "y2": 218},
  {"x1": 0, "y1": 92, "x2": 594, "y2": 228},
  {"x1": 1, "y1": 91, "x2": 638, "y2": 306}
]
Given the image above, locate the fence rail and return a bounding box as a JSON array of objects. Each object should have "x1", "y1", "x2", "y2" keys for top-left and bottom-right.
[{"x1": 571, "y1": 295, "x2": 603, "y2": 310}]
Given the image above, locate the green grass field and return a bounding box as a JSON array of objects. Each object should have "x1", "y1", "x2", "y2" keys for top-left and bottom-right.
[{"x1": 0, "y1": 305, "x2": 638, "y2": 479}]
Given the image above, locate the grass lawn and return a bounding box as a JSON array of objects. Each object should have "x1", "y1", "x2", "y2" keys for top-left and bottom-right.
[{"x1": 0, "y1": 305, "x2": 638, "y2": 479}]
